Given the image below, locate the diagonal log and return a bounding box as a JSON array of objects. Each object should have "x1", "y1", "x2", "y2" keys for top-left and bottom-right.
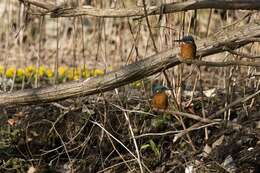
[
  {"x1": 0, "y1": 24, "x2": 260, "y2": 107},
  {"x1": 1, "y1": 49, "x2": 178, "y2": 107}
]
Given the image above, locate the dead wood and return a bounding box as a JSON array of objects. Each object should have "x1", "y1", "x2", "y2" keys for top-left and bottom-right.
[
  {"x1": 20, "y1": 0, "x2": 260, "y2": 18},
  {"x1": 0, "y1": 24, "x2": 260, "y2": 107}
]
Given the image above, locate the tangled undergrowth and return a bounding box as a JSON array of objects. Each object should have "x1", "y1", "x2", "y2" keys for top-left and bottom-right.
[{"x1": 0, "y1": 73, "x2": 259, "y2": 172}]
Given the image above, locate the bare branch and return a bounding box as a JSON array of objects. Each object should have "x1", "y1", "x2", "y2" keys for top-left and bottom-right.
[
  {"x1": 52, "y1": 0, "x2": 260, "y2": 18},
  {"x1": 20, "y1": 0, "x2": 260, "y2": 18},
  {"x1": 228, "y1": 49, "x2": 260, "y2": 59},
  {"x1": 182, "y1": 59, "x2": 260, "y2": 67},
  {"x1": 0, "y1": 24, "x2": 260, "y2": 107}
]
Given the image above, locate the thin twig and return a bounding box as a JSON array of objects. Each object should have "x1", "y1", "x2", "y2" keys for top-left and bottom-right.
[
  {"x1": 173, "y1": 89, "x2": 260, "y2": 142},
  {"x1": 228, "y1": 49, "x2": 260, "y2": 59},
  {"x1": 135, "y1": 122, "x2": 219, "y2": 139},
  {"x1": 182, "y1": 59, "x2": 260, "y2": 67},
  {"x1": 142, "y1": 0, "x2": 158, "y2": 52},
  {"x1": 90, "y1": 120, "x2": 151, "y2": 173}
]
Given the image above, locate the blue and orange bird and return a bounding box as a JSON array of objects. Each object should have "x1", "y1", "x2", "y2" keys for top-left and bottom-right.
[
  {"x1": 175, "y1": 35, "x2": 197, "y2": 61},
  {"x1": 152, "y1": 82, "x2": 168, "y2": 111}
]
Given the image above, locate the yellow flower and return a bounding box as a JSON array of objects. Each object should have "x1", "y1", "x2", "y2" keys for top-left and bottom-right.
[
  {"x1": 73, "y1": 75, "x2": 80, "y2": 81},
  {"x1": 25, "y1": 66, "x2": 36, "y2": 78},
  {"x1": 17, "y1": 68, "x2": 24, "y2": 78},
  {"x1": 46, "y1": 68, "x2": 53, "y2": 78},
  {"x1": 93, "y1": 69, "x2": 104, "y2": 76},
  {"x1": 75, "y1": 67, "x2": 81, "y2": 77},
  {"x1": 58, "y1": 66, "x2": 68, "y2": 77},
  {"x1": 6, "y1": 67, "x2": 16, "y2": 78},
  {"x1": 82, "y1": 68, "x2": 91, "y2": 78},
  {"x1": 67, "y1": 69, "x2": 74, "y2": 81},
  {"x1": 38, "y1": 66, "x2": 45, "y2": 77},
  {"x1": 0, "y1": 66, "x2": 4, "y2": 75}
]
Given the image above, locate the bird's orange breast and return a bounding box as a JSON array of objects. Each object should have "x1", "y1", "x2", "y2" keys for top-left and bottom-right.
[
  {"x1": 180, "y1": 43, "x2": 196, "y2": 60},
  {"x1": 152, "y1": 92, "x2": 168, "y2": 110}
]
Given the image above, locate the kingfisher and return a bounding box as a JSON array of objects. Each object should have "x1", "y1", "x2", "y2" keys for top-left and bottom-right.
[
  {"x1": 175, "y1": 35, "x2": 197, "y2": 61},
  {"x1": 151, "y1": 82, "x2": 169, "y2": 111}
]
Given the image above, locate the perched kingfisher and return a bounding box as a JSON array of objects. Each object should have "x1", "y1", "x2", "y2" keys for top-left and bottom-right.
[
  {"x1": 152, "y1": 82, "x2": 168, "y2": 111},
  {"x1": 175, "y1": 35, "x2": 197, "y2": 61}
]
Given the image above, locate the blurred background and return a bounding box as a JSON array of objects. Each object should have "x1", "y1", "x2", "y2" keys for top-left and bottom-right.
[{"x1": 0, "y1": 0, "x2": 259, "y2": 89}]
